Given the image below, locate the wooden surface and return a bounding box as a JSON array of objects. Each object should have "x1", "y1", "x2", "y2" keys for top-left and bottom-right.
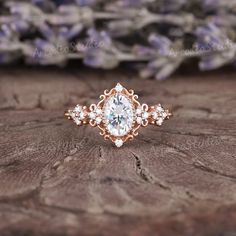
[{"x1": 0, "y1": 68, "x2": 236, "y2": 236}]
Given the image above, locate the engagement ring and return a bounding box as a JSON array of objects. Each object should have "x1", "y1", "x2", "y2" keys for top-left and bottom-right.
[{"x1": 65, "y1": 83, "x2": 172, "y2": 147}]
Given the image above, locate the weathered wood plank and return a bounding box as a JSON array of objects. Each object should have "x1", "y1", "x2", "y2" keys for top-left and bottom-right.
[{"x1": 0, "y1": 68, "x2": 236, "y2": 236}]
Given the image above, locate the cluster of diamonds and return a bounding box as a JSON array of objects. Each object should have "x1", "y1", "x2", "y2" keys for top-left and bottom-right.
[
  {"x1": 151, "y1": 104, "x2": 171, "y2": 126},
  {"x1": 68, "y1": 105, "x2": 87, "y2": 126},
  {"x1": 136, "y1": 104, "x2": 149, "y2": 126},
  {"x1": 66, "y1": 83, "x2": 172, "y2": 147},
  {"x1": 88, "y1": 105, "x2": 103, "y2": 125}
]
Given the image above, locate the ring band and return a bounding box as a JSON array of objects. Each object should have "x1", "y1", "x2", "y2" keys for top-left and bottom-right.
[{"x1": 65, "y1": 83, "x2": 172, "y2": 147}]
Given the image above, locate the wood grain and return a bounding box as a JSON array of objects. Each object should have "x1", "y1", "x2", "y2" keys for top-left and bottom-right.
[{"x1": 0, "y1": 67, "x2": 236, "y2": 236}]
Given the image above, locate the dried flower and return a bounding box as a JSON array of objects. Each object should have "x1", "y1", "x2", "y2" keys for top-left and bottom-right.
[
  {"x1": 195, "y1": 23, "x2": 236, "y2": 70},
  {"x1": 0, "y1": 1, "x2": 236, "y2": 79},
  {"x1": 81, "y1": 29, "x2": 120, "y2": 69},
  {"x1": 135, "y1": 34, "x2": 183, "y2": 80}
]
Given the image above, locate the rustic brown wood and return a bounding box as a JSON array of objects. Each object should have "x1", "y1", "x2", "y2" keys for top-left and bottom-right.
[{"x1": 0, "y1": 67, "x2": 236, "y2": 236}]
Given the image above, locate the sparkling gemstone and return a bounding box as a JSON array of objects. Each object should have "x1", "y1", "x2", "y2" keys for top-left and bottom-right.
[
  {"x1": 115, "y1": 83, "x2": 124, "y2": 92},
  {"x1": 104, "y1": 94, "x2": 134, "y2": 137},
  {"x1": 74, "y1": 119, "x2": 81, "y2": 125},
  {"x1": 80, "y1": 112, "x2": 85, "y2": 119},
  {"x1": 89, "y1": 112, "x2": 96, "y2": 119},
  {"x1": 69, "y1": 111, "x2": 76, "y2": 119},
  {"x1": 75, "y1": 105, "x2": 82, "y2": 113},
  {"x1": 96, "y1": 108, "x2": 102, "y2": 115},
  {"x1": 95, "y1": 117, "x2": 102, "y2": 124},
  {"x1": 162, "y1": 112, "x2": 167, "y2": 119},
  {"x1": 115, "y1": 139, "x2": 123, "y2": 147},
  {"x1": 142, "y1": 112, "x2": 149, "y2": 119},
  {"x1": 136, "y1": 108, "x2": 142, "y2": 115},
  {"x1": 152, "y1": 112, "x2": 158, "y2": 119},
  {"x1": 156, "y1": 105, "x2": 164, "y2": 112},
  {"x1": 137, "y1": 117, "x2": 143, "y2": 124},
  {"x1": 156, "y1": 119, "x2": 163, "y2": 126}
]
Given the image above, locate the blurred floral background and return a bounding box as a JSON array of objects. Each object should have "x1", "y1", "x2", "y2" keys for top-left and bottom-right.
[{"x1": 0, "y1": 0, "x2": 236, "y2": 80}]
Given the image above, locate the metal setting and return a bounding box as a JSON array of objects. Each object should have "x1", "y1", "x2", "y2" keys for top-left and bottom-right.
[{"x1": 65, "y1": 83, "x2": 172, "y2": 147}]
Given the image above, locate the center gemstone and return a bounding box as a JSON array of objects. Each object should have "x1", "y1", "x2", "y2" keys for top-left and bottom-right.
[{"x1": 104, "y1": 94, "x2": 134, "y2": 137}]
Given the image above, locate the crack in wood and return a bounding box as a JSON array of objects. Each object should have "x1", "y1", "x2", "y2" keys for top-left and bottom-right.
[
  {"x1": 0, "y1": 160, "x2": 21, "y2": 169},
  {"x1": 131, "y1": 152, "x2": 170, "y2": 190},
  {"x1": 100, "y1": 176, "x2": 132, "y2": 185},
  {"x1": 193, "y1": 161, "x2": 236, "y2": 181},
  {"x1": 160, "y1": 141, "x2": 236, "y2": 181}
]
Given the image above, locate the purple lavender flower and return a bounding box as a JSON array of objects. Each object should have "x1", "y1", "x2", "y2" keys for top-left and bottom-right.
[
  {"x1": 75, "y1": 0, "x2": 99, "y2": 7},
  {"x1": 195, "y1": 23, "x2": 224, "y2": 51},
  {"x1": 32, "y1": 0, "x2": 56, "y2": 12},
  {"x1": 1, "y1": 0, "x2": 236, "y2": 79},
  {"x1": 10, "y1": 19, "x2": 30, "y2": 35},
  {"x1": 0, "y1": 24, "x2": 22, "y2": 63},
  {"x1": 203, "y1": 0, "x2": 229, "y2": 11},
  {"x1": 55, "y1": 5, "x2": 93, "y2": 26},
  {"x1": 106, "y1": 0, "x2": 152, "y2": 9},
  {"x1": 148, "y1": 34, "x2": 172, "y2": 56},
  {"x1": 0, "y1": 24, "x2": 15, "y2": 42},
  {"x1": 195, "y1": 23, "x2": 235, "y2": 70},
  {"x1": 39, "y1": 23, "x2": 83, "y2": 42},
  {"x1": 80, "y1": 29, "x2": 120, "y2": 69},
  {"x1": 134, "y1": 34, "x2": 183, "y2": 80},
  {"x1": 7, "y1": 2, "x2": 45, "y2": 26},
  {"x1": 107, "y1": 20, "x2": 134, "y2": 37},
  {"x1": 160, "y1": 0, "x2": 187, "y2": 12}
]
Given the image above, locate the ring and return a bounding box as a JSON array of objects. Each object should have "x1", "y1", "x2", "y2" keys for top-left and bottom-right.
[{"x1": 65, "y1": 83, "x2": 172, "y2": 147}]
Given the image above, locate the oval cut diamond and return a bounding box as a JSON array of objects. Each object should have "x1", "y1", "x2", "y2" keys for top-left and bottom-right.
[{"x1": 104, "y1": 94, "x2": 134, "y2": 137}]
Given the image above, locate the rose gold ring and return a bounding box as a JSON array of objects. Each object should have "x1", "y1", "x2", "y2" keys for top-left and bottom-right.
[{"x1": 65, "y1": 83, "x2": 172, "y2": 147}]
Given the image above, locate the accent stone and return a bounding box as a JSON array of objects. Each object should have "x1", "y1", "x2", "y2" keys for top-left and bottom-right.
[
  {"x1": 115, "y1": 83, "x2": 124, "y2": 92},
  {"x1": 74, "y1": 119, "x2": 81, "y2": 125},
  {"x1": 96, "y1": 108, "x2": 102, "y2": 115},
  {"x1": 142, "y1": 112, "x2": 149, "y2": 119},
  {"x1": 156, "y1": 119, "x2": 163, "y2": 126},
  {"x1": 115, "y1": 139, "x2": 123, "y2": 147},
  {"x1": 136, "y1": 117, "x2": 143, "y2": 125},
  {"x1": 89, "y1": 112, "x2": 96, "y2": 119},
  {"x1": 74, "y1": 105, "x2": 82, "y2": 113},
  {"x1": 136, "y1": 108, "x2": 142, "y2": 115},
  {"x1": 80, "y1": 112, "x2": 85, "y2": 119},
  {"x1": 95, "y1": 117, "x2": 102, "y2": 124}
]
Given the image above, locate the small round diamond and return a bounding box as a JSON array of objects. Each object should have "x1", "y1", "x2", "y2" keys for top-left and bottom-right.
[
  {"x1": 115, "y1": 139, "x2": 123, "y2": 147},
  {"x1": 152, "y1": 112, "x2": 158, "y2": 119},
  {"x1": 70, "y1": 111, "x2": 76, "y2": 119},
  {"x1": 156, "y1": 119, "x2": 163, "y2": 126},
  {"x1": 96, "y1": 108, "x2": 102, "y2": 115},
  {"x1": 75, "y1": 105, "x2": 82, "y2": 113},
  {"x1": 136, "y1": 117, "x2": 142, "y2": 124},
  {"x1": 80, "y1": 112, "x2": 85, "y2": 119},
  {"x1": 136, "y1": 108, "x2": 142, "y2": 115},
  {"x1": 75, "y1": 119, "x2": 81, "y2": 125},
  {"x1": 115, "y1": 83, "x2": 124, "y2": 92},
  {"x1": 142, "y1": 112, "x2": 149, "y2": 119},
  {"x1": 156, "y1": 105, "x2": 164, "y2": 112},
  {"x1": 95, "y1": 117, "x2": 102, "y2": 124},
  {"x1": 89, "y1": 112, "x2": 96, "y2": 119},
  {"x1": 162, "y1": 112, "x2": 167, "y2": 119}
]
